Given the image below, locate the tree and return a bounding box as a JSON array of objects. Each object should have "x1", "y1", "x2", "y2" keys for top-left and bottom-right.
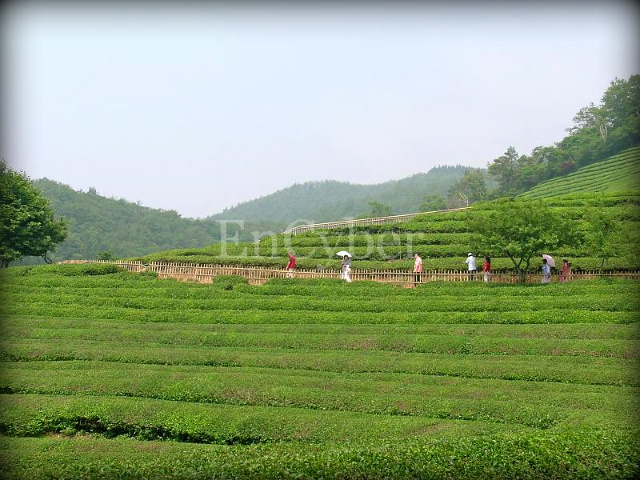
[
  {"x1": 357, "y1": 201, "x2": 393, "y2": 219},
  {"x1": 583, "y1": 200, "x2": 628, "y2": 274},
  {"x1": 0, "y1": 161, "x2": 68, "y2": 267},
  {"x1": 487, "y1": 146, "x2": 522, "y2": 196},
  {"x1": 599, "y1": 75, "x2": 640, "y2": 154},
  {"x1": 558, "y1": 75, "x2": 640, "y2": 169},
  {"x1": 447, "y1": 168, "x2": 488, "y2": 206},
  {"x1": 96, "y1": 250, "x2": 116, "y2": 261},
  {"x1": 469, "y1": 198, "x2": 577, "y2": 282},
  {"x1": 418, "y1": 194, "x2": 447, "y2": 212}
]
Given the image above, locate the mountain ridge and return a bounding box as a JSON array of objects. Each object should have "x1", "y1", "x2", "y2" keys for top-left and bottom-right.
[
  {"x1": 24, "y1": 165, "x2": 468, "y2": 262},
  {"x1": 208, "y1": 165, "x2": 468, "y2": 224}
]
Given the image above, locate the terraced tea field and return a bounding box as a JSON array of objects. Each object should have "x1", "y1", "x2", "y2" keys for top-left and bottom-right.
[
  {"x1": 132, "y1": 148, "x2": 640, "y2": 274},
  {"x1": 138, "y1": 190, "x2": 640, "y2": 273},
  {"x1": 521, "y1": 147, "x2": 640, "y2": 199},
  {"x1": 0, "y1": 264, "x2": 638, "y2": 478}
]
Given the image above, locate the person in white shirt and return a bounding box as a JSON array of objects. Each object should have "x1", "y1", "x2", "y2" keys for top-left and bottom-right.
[
  {"x1": 465, "y1": 253, "x2": 477, "y2": 281},
  {"x1": 341, "y1": 255, "x2": 352, "y2": 282},
  {"x1": 541, "y1": 258, "x2": 551, "y2": 284}
]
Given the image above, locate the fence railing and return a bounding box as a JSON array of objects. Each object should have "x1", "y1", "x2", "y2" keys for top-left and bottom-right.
[
  {"x1": 282, "y1": 207, "x2": 472, "y2": 236},
  {"x1": 60, "y1": 260, "x2": 640, "y2": 286}
]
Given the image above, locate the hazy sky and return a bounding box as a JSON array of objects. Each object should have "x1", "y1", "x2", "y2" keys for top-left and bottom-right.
[{"x1": 2, "y1": 1, "x2": 638, "y2": 218}]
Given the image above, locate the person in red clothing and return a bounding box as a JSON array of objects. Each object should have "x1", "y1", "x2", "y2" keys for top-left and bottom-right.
[
  {"x1": 286, "y1": 251, "x2": 296, "y2": 278},
  {"x1": 482, "y1": 256, "x2": 491, "y2": 282},
  {"x1": 560, "y1": 258, "x2": 571, "y2": 282},
  {"x1": 413, "y1": 253, "x2": 423, "y2": 286}
]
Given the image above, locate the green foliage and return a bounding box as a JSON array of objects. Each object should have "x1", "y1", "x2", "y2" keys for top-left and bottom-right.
[
  {"x1": 447, "y1": 168, "x2": 489, "y2": 206},
  {"x1": 0, "y1": 269, "x2": 638, "y2": 478},
  {"x1": 0, "y1": 162, "x2": 68, "y2": 267},
  {"x1": 133, "y1": 190, "x2": 640, "y2": 272},
  {"x1": 521, "y1": 147, "x2": 640, "y2": 199},
  {"x1": 583, "y1": 198, "x2": 631, "y2": 273},
  {"x1": 357, "y1": 200, "x2": 393, "y2": 219},
  {"x1": 212, "y1": 275, "x2": 249, "y2": 290},
  {"x1": 210, "y1": 165, "x2": 468, "y2": 224},
  {"x1": 26, "y1": 178, "x2": 279, "y2": 263},
  {"x1": 469, "y1": 198, "x2": 579, "y2": 278},
  {"x1": 488, "y1": 75, "x2": 640, "y2": 196},
  {"x1": 96, "y1": 250, "x2": 116, "y2": 261},
  {"x1": 488, "y1": 146, "x2": 523, "y2": 196},
  {"x1": 9, "y1": 263, "x2": 125, "y2": 277},
  {"x1": 418, "y1": 193, "x2": 448, "y2": 211}
]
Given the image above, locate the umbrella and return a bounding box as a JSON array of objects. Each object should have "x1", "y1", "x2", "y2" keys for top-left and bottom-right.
[
  {"x1": 542, "y1": 254, "x2": 556, "y2": 267},
  {"x1": 336, "y1": 251, "x2": 352, "y2": 258}
]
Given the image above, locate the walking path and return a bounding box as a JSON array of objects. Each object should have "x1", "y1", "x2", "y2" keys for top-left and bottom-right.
[
  {"x1": 282, "y1": 207, "x2": 471, "y2": 235},
  {"x1": 63, "y1": 260, "x2": 640, "y2": 286}
]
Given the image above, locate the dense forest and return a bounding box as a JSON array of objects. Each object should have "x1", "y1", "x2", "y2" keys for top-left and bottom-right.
[
  {"x1": 21, "y1": 166, "x2": 467, "y2": 263},
  {"x1": 209, "y1": 165, "x2": 468, "y2": 224},
  {"x1": 19, "y1": 180, "x2": 279, "y2": 263}
]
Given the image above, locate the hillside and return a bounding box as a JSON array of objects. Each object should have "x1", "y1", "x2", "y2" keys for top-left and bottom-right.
[
  {"x1": 28, "y1": 179, "x2": 278, "y2": 262},
  {"x1": 138, "y1": 191, "x2": 640, "y2": 272},
  {"x1": 26, "y1": 166, "x2": 465, "y2": 263},
  {"x1": 209, "y1": 165, "x2": 468, "y2": 224},
  {"x1": 520, "y1": 147, "x2": 640, "y2": 199},
  {"x1": 139, "y1": 149, "x2": 640, "y2": 272}
]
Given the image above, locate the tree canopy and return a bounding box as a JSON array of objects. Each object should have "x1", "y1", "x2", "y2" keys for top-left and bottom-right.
[
  {"x1": 487, "y1": 75, "x2": 640, "y2": 197},
  {"x1": 0, "y1": 161, "x2": 68, "y2": 267},
  {"x1": 469, "y1": 198, "x2": 577, "y2": 281}
]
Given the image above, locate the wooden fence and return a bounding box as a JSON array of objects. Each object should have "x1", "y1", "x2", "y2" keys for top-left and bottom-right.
[
  {"x1": 282, "y1": 207, "x2": 472, "y2": 236},
  {"x1": 61, "y1": 260, "x2": 640, "y2": 286}
]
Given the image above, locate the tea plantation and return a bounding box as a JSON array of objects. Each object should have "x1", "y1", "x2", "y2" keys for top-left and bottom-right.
[
  {"x1": 521, "y1": 147, "x2": 640, "y2": 199},
  {"x1": 137, "y1": 190, "x2": 640, "y2": 273},
  {"x1": 1, "y1": 264, "x2": 638, "y2": 478},
  {"x1": 135, "y1": 148, "x2": 640, "y2": 272}
]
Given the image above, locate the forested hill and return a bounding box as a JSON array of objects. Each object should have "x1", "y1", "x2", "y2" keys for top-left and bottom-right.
[
  {"x1": 209, "y1": 165, "x2": 468, "y2": 224},
  {"x1": 30, "y1": 179, "x2": 278, "y2": 262},
  {"x1": 29, "y1": 166, "x2": 466, "y2": 262}
]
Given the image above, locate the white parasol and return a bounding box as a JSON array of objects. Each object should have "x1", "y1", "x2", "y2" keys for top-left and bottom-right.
[
  {"x1": 542, "y1": 254, "x2": 556, "y2": 267},
  {"x1": 336, "y1": 251, "x2": 352, "y2": 258}
]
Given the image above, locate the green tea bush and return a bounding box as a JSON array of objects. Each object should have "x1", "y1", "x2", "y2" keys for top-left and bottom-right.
[{"x1": 1, "y1": 267, "x2": 638, "y2": 479}]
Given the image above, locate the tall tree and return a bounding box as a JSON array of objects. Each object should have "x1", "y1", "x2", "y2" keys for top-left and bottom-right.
[
  {"x1": 448, "y1": 168, "x2": 488, "y2": 206},
  {"x1": 358, "y1": 200, "x2": 393, "y2": 219},
  {"x1": 487, "y1": 146, "x2": 522, "y2": 196},
  {"x1": 0, "y1": 161, "x2": 68, "y2": 267},
  {"x1": 558, "y1": 75, "x2": 640, "y2": 169},
  {"x1": 599, "y1": 75, "x2": 640, "y2": 153},
  {"x1": 418, "y1": 194, "x2": 447, "y2": 212},
  {"x1": 583, "y1": 198, "x2": 629, "y2": 274},
  {"x1": 469, "y1": 198, "x2": 577, "y2": 282}
]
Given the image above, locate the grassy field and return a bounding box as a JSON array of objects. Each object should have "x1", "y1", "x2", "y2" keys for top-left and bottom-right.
[{"x1": 1, "y1": 264, "x2": 638, "y2": 478}]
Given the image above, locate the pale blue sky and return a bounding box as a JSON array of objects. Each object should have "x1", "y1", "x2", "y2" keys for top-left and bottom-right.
[{"x1": 2, "y1": 1, "x2": 638, "y2": 218}]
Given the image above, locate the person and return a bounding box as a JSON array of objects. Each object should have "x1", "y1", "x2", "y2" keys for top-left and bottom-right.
[
  {"x1": 465, "y1": 253, "x2": 477, "y2": 281},
  {"x1": 541, "y1": 258, "x2": 551, "y2": 284},
  {"x1": 413, "y1": 253, "x2": 423, "y2": 286},
  {"x1": 482, "y1": 256, "x2": 491, "y2": 282},
  {"x1": 286, "y1": 251, "x2": 296, "y2": 278},
  {"x1": 341, "y1": 254, "x2": 352, "y2": 282},
  {"x1": 560, "y1": 258, "x2": 570, "y2": 282}
]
